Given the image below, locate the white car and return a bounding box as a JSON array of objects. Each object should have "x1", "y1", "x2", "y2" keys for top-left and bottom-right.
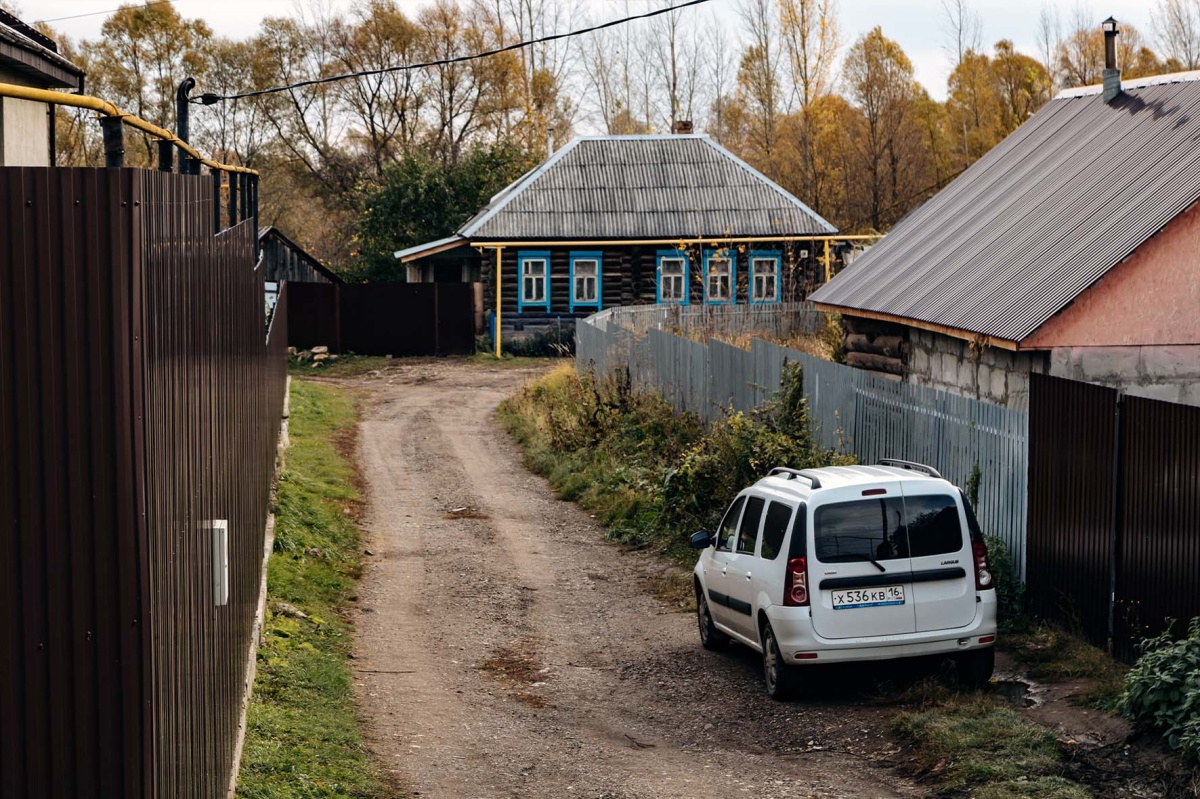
[{"x1": 690, "y1": 459, "x2": 997, "y2": 699}]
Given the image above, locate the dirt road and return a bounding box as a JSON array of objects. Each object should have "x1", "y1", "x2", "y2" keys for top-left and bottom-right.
[{"x1": 349, "y1": 360, "x2": 921, "y2": 799}]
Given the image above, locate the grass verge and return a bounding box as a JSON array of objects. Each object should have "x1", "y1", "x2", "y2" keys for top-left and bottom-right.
[
  {"x1": 895, "y1": 695, "x2": 1091, "y2": 798},
  {"x1": 1001, "y1": 625, "x2": 1128, "y2": 708},
  {"x1": 236, "y1": 379, "x2": 390, "y2": 799},
  {"x1": 289, "y1": 354, "x2": 392, "y2": 378}
]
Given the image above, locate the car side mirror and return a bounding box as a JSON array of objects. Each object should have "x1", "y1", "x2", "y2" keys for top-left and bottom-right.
[{"x1": 689, "y1": 530, "x2": 713, "y2": 549}]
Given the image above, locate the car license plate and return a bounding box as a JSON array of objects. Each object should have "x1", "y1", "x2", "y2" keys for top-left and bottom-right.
[{"x1": 832, "y1": 585, "x2": 905, "y2": 609}]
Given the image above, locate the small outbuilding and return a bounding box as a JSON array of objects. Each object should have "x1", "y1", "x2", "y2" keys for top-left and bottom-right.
[
  {"x1": 812, "y1": 67, "x2": 1200, "y2": 409},
  {"x1": 398, "y1": 134, "x2": 845, "y2": 332},
  {"x1": 0, "y1": 10, "x2": 85, "y2": 166}
]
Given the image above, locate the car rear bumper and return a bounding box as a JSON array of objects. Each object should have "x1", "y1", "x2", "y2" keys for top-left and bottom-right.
[{"x1": 766, "y1": 592, "x2": 998, "y2": 664}]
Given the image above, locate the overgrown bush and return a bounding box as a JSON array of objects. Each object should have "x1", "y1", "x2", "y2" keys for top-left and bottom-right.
[
  {"x1": 1120, "y1": 617, "x2": 1200, "y2": 763},
  {"x1": 498, "y1": 362, "x2": 849, "y2": 559},
  {"x1": 984, "y1": 534, "x2": 1025, "y2": 628}
]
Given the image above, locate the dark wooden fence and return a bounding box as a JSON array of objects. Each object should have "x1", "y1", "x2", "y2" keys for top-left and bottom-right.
[
  {"x1": 0, "y1": 167, "x2": 288, "y2": 798},
  {"x1": 288, "y1": 281, "x2": 475, "y2": 356},
  {"x1": 1027, "y1": 373, "x2": 1200, "y2": 660}
]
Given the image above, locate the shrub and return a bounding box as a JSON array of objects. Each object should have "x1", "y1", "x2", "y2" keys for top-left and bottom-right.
[
  {"x1": 498, "y1": 362, "x2": 849, "y2": 560},
  {"x1": 984, "y1": 534, "x2": 1025, "y2": 628},
  {"x1": 1119, "y1": 617, "x2": 1200, "y2": 763}
]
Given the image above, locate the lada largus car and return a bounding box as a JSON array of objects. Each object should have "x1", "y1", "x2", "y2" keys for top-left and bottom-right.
[{"x1": 689, "y1": 459, "x2": 997, "y2": 699}]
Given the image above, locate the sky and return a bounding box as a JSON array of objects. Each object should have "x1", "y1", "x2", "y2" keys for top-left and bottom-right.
[{"x1": 29, "y1": 0, "x2": 1157, "y2": 101}]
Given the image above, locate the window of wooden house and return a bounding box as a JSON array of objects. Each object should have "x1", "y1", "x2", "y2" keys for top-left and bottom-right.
[
  {"x1": 705, "y1": 253, "x2": 734, "y2": 304},
  {"x1": 518, "y1": 252, "x2": 550, "y2": 311},
  {"x1": 751, "y1": 255, "x2": 780, "y2": 303},
  {"x1": 570, "y1": 252, "x2": 602, "y2": 310},
  {"x1": 658, "y1": 253, "x2": 688, "y2": 305}
]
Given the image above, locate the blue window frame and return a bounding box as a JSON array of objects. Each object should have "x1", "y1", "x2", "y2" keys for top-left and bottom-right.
[
  {"x1": 569, "y1": 251, "x2": 602, "y2": 311},
  {"x1": 749, "y1": 251, "x2": 781, "y2": 304},
  {"x1": 656, "y1": 249, "x2": 690, "y2": 305},
  {"x1": 703, "y1": 249, "x2": 736, "y2": 305},
  {"x1": 517, "y1": 250, "x2": 550, "y2": 313}
]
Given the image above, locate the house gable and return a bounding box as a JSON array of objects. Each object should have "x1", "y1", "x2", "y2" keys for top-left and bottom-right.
[{"x1": 1023, "y1": 199, "x2": 1200, "y2": 349}]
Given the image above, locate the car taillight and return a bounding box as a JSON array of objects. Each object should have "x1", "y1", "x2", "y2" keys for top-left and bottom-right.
[
  {"x1": 783, "y1": 557, "x2": 809, "y2": 606},
  {"x1": 973, "y1": 540, "x2": 993, "y2": 591}
]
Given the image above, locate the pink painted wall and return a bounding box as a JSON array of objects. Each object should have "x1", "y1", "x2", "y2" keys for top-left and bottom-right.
[{"x1": 1023, "y1": 201, "x2": 1200, "y2": 348}]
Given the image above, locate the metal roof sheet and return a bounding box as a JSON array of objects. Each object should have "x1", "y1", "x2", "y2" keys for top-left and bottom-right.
[
  {"x1": 460, "y1": 135, "x2": 836, "y2": 240},
  {"x1": 810, "y1": 74, "x2": 1200, "y2": 343}
]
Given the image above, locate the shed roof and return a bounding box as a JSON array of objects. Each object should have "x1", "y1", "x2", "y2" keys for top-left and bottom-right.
[
  {"x1": 810, "y1": 72, "x2": 1200, "y2": 344},
  {"x1": 460, "y1": 134, "x2": 836, "y2": 240},
  {"x1": 0, "y1": 10, "x2": 84, "y2": 90}
]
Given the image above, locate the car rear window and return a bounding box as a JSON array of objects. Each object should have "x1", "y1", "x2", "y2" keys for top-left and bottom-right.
[
  {"x1": 905, "y1": 494, "x2": 965, "y2": 557},
  {"x1": 814, "y1": 498, "x2": 907, "y2": 563},
  {"x1": 737, "y1": 496, "x2": 766, "y2": 554},
  {"x1": 760, "y1": 501, "x2": 794, "y2": 560}
]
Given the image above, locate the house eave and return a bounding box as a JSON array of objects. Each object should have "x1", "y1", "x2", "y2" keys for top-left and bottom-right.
[{"x1": 813, "y1": 302, "x2": 1021, "y2": 352}]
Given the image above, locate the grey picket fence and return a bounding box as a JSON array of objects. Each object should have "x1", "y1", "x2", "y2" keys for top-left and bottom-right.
[{"x1": 577, "y1": 306, "x2": 1030, "y2": 578}]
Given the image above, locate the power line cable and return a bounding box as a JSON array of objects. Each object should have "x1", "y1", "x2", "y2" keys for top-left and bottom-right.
[
  {"x1": 200, "y1": 0, "x2": 712, "y2": 103},
  {"x1": 36, "y1": 0, "x2": 174, "y2": 24}
]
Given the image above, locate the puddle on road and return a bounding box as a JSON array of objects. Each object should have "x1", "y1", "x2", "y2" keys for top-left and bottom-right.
[{"x1": 990, "y1": 677, "x2": 1042, "y2": 708}]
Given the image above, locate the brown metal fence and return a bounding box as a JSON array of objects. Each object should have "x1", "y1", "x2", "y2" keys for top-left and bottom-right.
[
  {"x1": 0, "y1": 167, "x2": 287, "y2": 798},
  {"x1": 1113, "y1": 395, "x2": 1200, "y2": 661},
  {"x1": 1027, "y1": 373, "x2": 1200, "y2": 660},
  {"x1": 288, "y1": 281, "x2": 476, "y2": 356}
]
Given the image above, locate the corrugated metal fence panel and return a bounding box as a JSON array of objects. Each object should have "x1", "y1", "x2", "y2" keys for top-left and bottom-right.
[
  {"x1": 1113, "y1": 395, "x2": 1200, "y2": 661},
  {"x1": 1026, "y1": 373, "x2": 1117, "y2": 648},
  {"x1": 0, "y1": 168, "x2": 287, "y2": 799},
  {"x1": 577, "y1": 306, "x2": 1030, "y2": 570},
  {"x1": 0, "y1": 167, "x2": 148, "y2": 799}
]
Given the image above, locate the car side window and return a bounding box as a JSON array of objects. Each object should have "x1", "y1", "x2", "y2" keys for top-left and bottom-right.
[
  {"x1": 716, "y1": 496, "x2": 745, "y2": 552},
  {"x1": 737, "y1": 496, "x2": 766, "y2": 554},
  {"x1": 760, "y1": 501, "x2": 794, "y2": 560}
]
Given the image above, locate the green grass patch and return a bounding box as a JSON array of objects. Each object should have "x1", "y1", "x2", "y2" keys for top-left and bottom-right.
[
  {"x1": 498, "y1": 362, "x2": 851, "y2": 564},
  {"x1": 289, "y1": 354, "x2": 392, "y2": 378},
  {"x1": 236, "y1": 379, "x2": 391, "y2": 799},
  {"x1": 895, "y1": 696, "x2": 1090, "y2": 798},
  {"x1": 1002, "y1": 626, "x2": 1128, "y2": 708}
]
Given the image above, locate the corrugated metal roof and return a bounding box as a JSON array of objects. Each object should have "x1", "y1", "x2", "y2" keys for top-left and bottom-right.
[
  {"x1": 0, "y1": 10, "x2": 85, "y2": 89},
  {"x1": 393, "y1": 235, "x2": 465, "y2": 262},
  {"x1": 810, "y1": 73, "x2": 1200, "y2": 343},
  {"x1": 461, "y1": 135, "x2": 836, "y2": 239}
]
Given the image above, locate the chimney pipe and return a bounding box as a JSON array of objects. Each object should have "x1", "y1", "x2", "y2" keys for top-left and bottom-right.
[
  {"x1": 1102, "y1": 17, "x2": 1122, "y2": 103},
  {"x1": 547, "y1": 126, "x2": 555, "y2": 157}
]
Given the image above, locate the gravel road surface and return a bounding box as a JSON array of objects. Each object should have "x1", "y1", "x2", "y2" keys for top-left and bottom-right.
[{"x1": 349, "y1": 360, "x2": 921, "y2": 799}]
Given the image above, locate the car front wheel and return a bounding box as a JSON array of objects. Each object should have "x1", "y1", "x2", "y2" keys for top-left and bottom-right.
[
  {"x1": 696, "y1": 587, "x2": 729, "y2": 651},
  {"x1": 762, "y1": 622, "x2": 801, "y2": 700}
]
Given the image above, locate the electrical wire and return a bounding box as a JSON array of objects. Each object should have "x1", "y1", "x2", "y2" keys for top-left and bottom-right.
[
  {"x1": 201, "y1": 0, "x2": 713, "y2": 103},
  {"x1": 36, "y1": 0, "x2": 174, "y2": 24}
]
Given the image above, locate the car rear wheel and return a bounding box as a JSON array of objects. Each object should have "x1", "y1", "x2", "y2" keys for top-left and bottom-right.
[
  {"x1": 762, "y1": 622, "x2": 800, "y2": 700},
  {"x1": 956, "y1": 647, "x2": 995, "y2": 688},
  {"x1": 696, "y1": 588, "x2": 729, "y2": 651}
]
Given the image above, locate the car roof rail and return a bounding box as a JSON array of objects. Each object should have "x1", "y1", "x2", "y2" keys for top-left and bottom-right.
[
  {"x1": 767, "y1": 467, "x2": 823, "y2": 489},
  {"x1": 877, "y1": 458, "x2": 943, "y2": 479}
]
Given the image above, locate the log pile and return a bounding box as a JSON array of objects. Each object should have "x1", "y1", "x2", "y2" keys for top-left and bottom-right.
[{"x1": 842, "y1": 316, "x2": 908, "y2": 376}]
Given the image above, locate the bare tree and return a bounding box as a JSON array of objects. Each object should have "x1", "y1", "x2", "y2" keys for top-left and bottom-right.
[
  {"x1": 1154, "y1": 0, "x2": 1200, "y2": 69},
  {"x1": 703, "y1": 16, "x2": 738, "y2": 141},
  {"x1": 941, "y1": 0, "x2": 983, "y2": 70},
  {"x1": 737, "y1": 0, "x2": 783, "y2": 166},
  {"x1": 1036, "y1": 2, "x2": 1063, "y2": 88}
]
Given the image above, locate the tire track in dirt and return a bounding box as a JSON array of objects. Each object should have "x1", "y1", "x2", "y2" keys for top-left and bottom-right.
[{"x1": 349, "y1": 362, "x2": 922, "y2": 799}]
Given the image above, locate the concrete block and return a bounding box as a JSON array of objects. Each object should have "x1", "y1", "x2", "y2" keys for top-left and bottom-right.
[
  {"x1": 1140, "y1": 345, "x2": 1200, "y2": 379},
  {"x1": 912, "y1": 347, "x2": 930, "y2": 377},
  {"x1": 939, "y1": 352, "x2": 961, "y2": 386},
  {"x1": 1125, "y1": 383, "x2": 1188, "y2": 404},
  {"x1": 1077, "y1": 347, "x2": 1143, "y2": 381},
  {"x1": 990, "y1": 366, "x2": 1009, "y2": 403}
]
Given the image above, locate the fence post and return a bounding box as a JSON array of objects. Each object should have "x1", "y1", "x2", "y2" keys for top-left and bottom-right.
[
  {"x1": 212, "y1": 169, "x2": 222, "y2": 234},
  {"x1": 228, "y1": 171, "x2": 238, "y2": 229},
  {"x1": 157, "y1": 140, "x2": 174, "y2": 172},
  {"x1": 100, "y1": 117, "x2": 125, "y2": 168}
]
